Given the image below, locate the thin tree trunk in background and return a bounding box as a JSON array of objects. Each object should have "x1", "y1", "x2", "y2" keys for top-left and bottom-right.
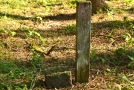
[
  {"x1": 88, "y1": 0, "x2": 108, "y2": 13},
  {"x1": 76, "y1": 1, "x2": 91, "y2": 83}
]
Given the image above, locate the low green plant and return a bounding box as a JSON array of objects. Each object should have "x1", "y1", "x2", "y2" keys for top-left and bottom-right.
[
  {"x1": 104, "y1": 68, "x2": 117, "y2": 76},
  {"x1": 115, "y1": 47, "x2": 126, "y2": 55},
  {"x1": 122, "y1": 18, "x2": 134, "y2": 32},
  {"x1": 25, "y1": 27, "x2": 41, "y2": 38},
  {"x1": 106, "y1": 6, "x2": 123, "y2": 16},
  {"x1": 127, "y1": 56, "x2": 134, "y2": 69},
  {"x1": 114, "y1": 47, "x2": 134, "y2": 68},
  {"x1": 0, "y1": 0, "x2": 28, "y2": 8},
  {"x1": 115, "y1": 75, "x2": 134, "y2": 85},
  {"x1": 112, "y1": 47, "x2": 127, "y2": 65},
  {"x1": 0, "y1": 50, "x2": 11, "y2": 61},
  {"x1": 33, "y1": 0, "x2": 61, "y2": 5},
  {"x1": 122, "y1": 85, "x2": 134, "y2": 90},
  {"x1": 0, "y1": 62, "x2": 21, "y2": 75},
  {"x1": 29, "y1": 50, "x2": 44, "y2": 69},
  {"x1": 90, "y1": 50, "x2": 97, "y2": 60},
  {"x1": 123, "y1": 33, "x2": 134, "y2": 47},
  {"x1": 70, "y1": 0, "x2": 77, "y2": 5},
  {"x1": 124, "y1": 0, "x2": 134, "y2": 7},
  {"x1": 0, "y1": 59, "x2": 43, "y2": 89},
  {"x1": 13, "y1": 84, "x2": 28, "y2": 90},
  {"x1": 90, "y1": 50, "x2": 107, "y2": 64},
  {"x1": 65, "y1": 0, "x2": 77, "y2": 8},
  {"x1": 35, "y1": 16, "x2": 43, "y2": 23},
  {"x1": 128, "y1": 22, "x2": 134, "y2": 34},
  {"x1": 126, "y1": 48, "x2": 134, "y2": 68},
  {"x1": 0, "y1": 61, "x2": 28, "y2": 89},
  {"x1": 2, "y1": 28, "x2": 16, "y2": 37},
  {"x1": 65, "y1": 24, "x2": 76, "y2": 34}
]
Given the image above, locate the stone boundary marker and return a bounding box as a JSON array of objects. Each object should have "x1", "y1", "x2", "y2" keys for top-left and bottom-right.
[{"x1": 76, "y1": 1, "x2": 92, "y2": 83}]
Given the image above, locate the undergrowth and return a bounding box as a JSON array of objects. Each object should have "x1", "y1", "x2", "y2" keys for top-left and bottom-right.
[{"x1": 0, "y1": 0, "x2": 134, "y2": 89}]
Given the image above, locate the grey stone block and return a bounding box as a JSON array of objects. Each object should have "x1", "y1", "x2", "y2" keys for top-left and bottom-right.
[{"x1": 45, "y1": 67, "x2": 72, "y2": 88}]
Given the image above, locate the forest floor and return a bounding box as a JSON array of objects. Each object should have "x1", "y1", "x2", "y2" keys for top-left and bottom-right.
[{"x1": 0, "y1": 0, "x2": 134, "y2": 89}]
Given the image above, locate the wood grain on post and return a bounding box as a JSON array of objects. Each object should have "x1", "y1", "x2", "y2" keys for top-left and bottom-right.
[{"x1": 76, "y1": 1, "x2": 92, "y2": 83}]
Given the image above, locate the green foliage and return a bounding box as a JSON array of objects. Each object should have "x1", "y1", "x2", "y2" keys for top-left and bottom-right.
[
  {"x1": 35, "y1": 16, "x2": 43, "y2": 23},
  {"x1": 0, "y1": 0, "x2": 28, "y2": 8},
  {"x1": 0, "y1": 61, "x2": 21, "y2": 74},
  {"x1": 0, "y1": 0, "x2": 62, "y2": 8},
  {"x1": 0, "y1": 49, "x2": 13, "y2": 61},
  {"x1": 123, "y1": 33, "x2": 134, "y2": 46},
  {"x1": 122, "y1": 18, "x2": 134, "y2": 34},
  {"x1": 115, "y1": 47, "x2": 126, "y2": 55},
  {"x1": 124, "y1": 0, "x2": 134, "y2": 7},
  {"x1": 112, "y1": 74, "x2": 134, "y2": 89},
  {"x1": 102, "y1": 13, "x2": 134, "y2": 32},
  {"x1": 90, "y1": 50, "x2": 97, "y2": 59},
  {"x1": 91, "y1": 47, "x2": 134, "y2": 68},
  {"x1": 107, "y1": 7, "x2": 119, "y2": 15},
  {"x1": 128, "y1": 22, "x2": 134, "y2": 34},
  {"x1": 29, "y1": 50, "x2": 44, "y2": 68},
  {"x1": 0, "y1": 61, "x2": 29, "y2": 89},
  {"x1": 70, "y1": 0, "x2": 77, "y2": 5},
  {"x1": 25, "y1": 27, "x2": 41, "y2": 38},
  {"x1": 2, "y1": 28, "x2": 16, "y2": 37},
  {"x1": 65, "y1": 24, "x2": 76, "y2": 34},
  {"x1": 0, "y1": 50, "x2": 44, "y2": 89},
  {"x1": 126, "y1": 48, "x2": 134, "y2": 68},
  {"x1": 114, "y1": 47, "x2": 134, "y2": 68},
  {"x1": 13, "y1": 84, "x2": 28, "y2": 90},
  {"x1": 65, "y1": 0, "x2": 77, "y2": 7},
  {"x1": 32, "y1": 0, "x2": 62, "y2": 5},
  {"x1": 0, "y1": 56, "x2": 43, "y2": 89},
  {"x1": 90, "y1": 50, "x2": 107, "y2": 64}
]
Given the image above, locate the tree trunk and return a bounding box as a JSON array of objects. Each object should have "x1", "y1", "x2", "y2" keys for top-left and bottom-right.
[{"x1": 87, "y1": 0, "x2": 108, "y2": 13}]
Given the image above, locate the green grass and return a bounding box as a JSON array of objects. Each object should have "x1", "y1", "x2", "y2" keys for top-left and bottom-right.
[{"x1": 0, "y1": 51, "x2": 44, "y2": 90}]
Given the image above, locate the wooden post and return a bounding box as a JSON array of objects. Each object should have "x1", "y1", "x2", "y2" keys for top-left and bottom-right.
[{"x1": 76, "y1": 1, "x2": 92, "y2": 83}]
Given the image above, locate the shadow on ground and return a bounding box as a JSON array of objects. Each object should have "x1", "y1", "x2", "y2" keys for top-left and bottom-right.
[
  {"x1": 42, "y1": 13, "x2": 76, "y2": 21},
  {"x1": 92, "y1": 19, "x2": 134, "y2": 30},
  {"x1": 0, "y1": 12, "x2": 33, "y2": 20},
  {"x1": 12, "y1": 19, "x2": 134, "y2": 39},
  {"x1": 0, "y1": 12, "x2": 76, "y2": 21}
]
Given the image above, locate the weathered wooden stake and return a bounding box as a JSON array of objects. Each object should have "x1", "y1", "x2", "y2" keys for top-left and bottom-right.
[{"x1": 76, "y1": 1, "x2": 92, "y2": 83}]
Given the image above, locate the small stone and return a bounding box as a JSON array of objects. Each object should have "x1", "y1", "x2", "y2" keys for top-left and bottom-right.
[{"x1": 45, "y1": 67, "x2": 72, "y2": 88}]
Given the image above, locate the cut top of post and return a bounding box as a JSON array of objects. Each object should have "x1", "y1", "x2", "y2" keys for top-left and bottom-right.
[{"x1": 77, "y1": 1, "x2": 92, "y2": 7}]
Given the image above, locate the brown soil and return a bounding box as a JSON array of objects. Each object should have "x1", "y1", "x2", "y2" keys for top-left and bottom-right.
[{"x1": 0, "y1": 0, "x2": 134, "y2": 89}]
